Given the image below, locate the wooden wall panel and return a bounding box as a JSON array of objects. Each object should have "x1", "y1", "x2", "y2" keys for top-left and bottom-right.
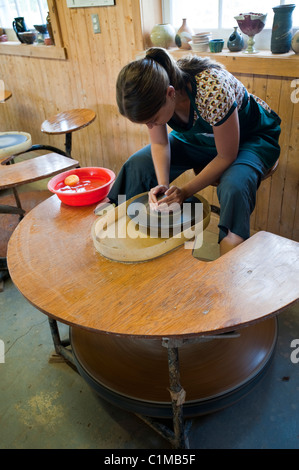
[
  {"x1": 0, "y1": 0, "x2": 148, "y2": 173},
  {"x1": 0, "y1": 1, "x2": 298, "y2": 242}
]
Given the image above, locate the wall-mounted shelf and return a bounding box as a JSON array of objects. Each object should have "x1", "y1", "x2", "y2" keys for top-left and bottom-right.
[
  {"x1": 170, "y1": 48, "x2": 299, "y2": 78},
  {"x1": 0, "y1": 42, "x2": 66, "y2": 60}
]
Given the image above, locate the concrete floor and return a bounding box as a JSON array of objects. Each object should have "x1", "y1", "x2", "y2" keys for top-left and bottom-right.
[{"x1": 1, "y1": 217, "x2": 299, "y2": 450}]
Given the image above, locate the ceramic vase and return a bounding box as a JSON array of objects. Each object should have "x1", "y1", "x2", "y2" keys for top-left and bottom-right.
[
  {"x1": 175, "y1": 18, "x2": 193, "y2": 50},
  {"x1": 227, "y1": 26, "x2": 244, "y2": 52},
  {"x1": 291, "y1": 30, "x2": 299, "y2": 53},
  {"x1": 46, "y1": 11, "x2": 55, "y2": 45},
  {"x1": 150, "y1": 23, "x2": 175, "y2": 49},
  {"x1": 271, "y1": 4, "x2": 296, "y2": 54}
]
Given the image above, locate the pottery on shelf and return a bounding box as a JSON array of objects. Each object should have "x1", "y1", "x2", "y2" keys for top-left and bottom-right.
[
  {"x1": 12, "y1": 16, "x2": 27, "y2": 33},
  {"x1": 227, "y1": 26, "x2": 244, "y2": 52},
  {"x1": 190, "y1": 32, "x2": 211, "y2": 52},
  {"x1": 175, "y1": 18, "x2": 193, "y2": 50},
  {"x1": 18, "y1": 31, "x2": 36, "y2": 44},
  {"x1": 209, "y1": 39, "x2": 224, "y2": 53},
  {"x1": 234, "y1": 12, "x2": 267, "y2": 54},
  {"x1": 271, "y1": 4, "x2": 296, "y2": 54},
  {"x1": 34, "y1": 24, "x2": 48, "y2": 34},
  {"x1": 150, "y1": 23, "x2": 175, "y2": 49},
  {"x1": 291, "y1": 30, "x2": 299, "y2": 53},
  {"x1": 12, "y1": 16, "x2": 28, "y2": 43},
  {"x1": 46, "y1": 11, "x2": 55, "y2": 45}
]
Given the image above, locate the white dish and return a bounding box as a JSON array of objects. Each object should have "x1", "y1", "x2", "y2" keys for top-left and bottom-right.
[
  {"x1": 192, "y1": 34, "x2": 211, "y2": 44},
  {"x1": 190, "y1": 41, "x2": 209, "y2": 52}
]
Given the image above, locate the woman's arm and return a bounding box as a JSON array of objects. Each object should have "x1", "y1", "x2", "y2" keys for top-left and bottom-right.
[
  {"x1": 148, "y1": 124, "x2": 171, "y2": 203},
  {"x1": 159, "y1": 108, "x2": 240, "y2": 205}
]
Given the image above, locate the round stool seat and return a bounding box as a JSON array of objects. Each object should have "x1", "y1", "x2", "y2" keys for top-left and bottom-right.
[
  {"x1": 0, "y1": 90, "x2": 12, "y2": 103},
  {"x1": 41, "y1": 109, "x2": 96, "y2": 135},
  {"x1": 0, "y1": 132, "x2": 32, "y2": 160}
]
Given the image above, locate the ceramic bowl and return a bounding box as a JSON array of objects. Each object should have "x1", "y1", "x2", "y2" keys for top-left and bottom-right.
[
  {"x1": 33, "y1": 24, "x2": 48, "y2": 34},
  {"x1": 18, "y1": 31, "x2": 36, "y2": 44},
  {"x1": 234, "y1": 13, "x2": 267, "y2": 36},
  {"x1": 48, "y1": 167, "x2": 116, "y2": 206},
  {"x1": 190, "y1": 41, "x2": 209, "y2": 52},
  {"x1": 209, "y1": 39, "x2": 224, "y2": 53}
]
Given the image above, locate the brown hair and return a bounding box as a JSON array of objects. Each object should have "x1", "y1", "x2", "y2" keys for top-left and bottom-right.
[{"x1": 116, "y1": 47, "x2": 222, "y2": 123}]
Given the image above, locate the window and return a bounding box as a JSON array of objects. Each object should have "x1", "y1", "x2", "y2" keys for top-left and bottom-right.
[
  {"x1": 163, "y1": 0, "x2": 299, "y2": 50},
  {"x1": 0, "y1": 0, "x2": 66, "y2": 59},
  {"x1": 0, "y1": 0, "x2": 48, "y2": 30}
]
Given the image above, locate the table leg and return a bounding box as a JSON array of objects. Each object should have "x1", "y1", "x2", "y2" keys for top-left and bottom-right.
[
  {"x1": 48, "y1": 317, "x2": 75, "y2": 366},
  {"x1": 167, "y1": 345, "x2": 189, "y2": 448},
  {"x1": 65, "y1": 133, "x2": 72, "y2": 158},
  {"x1": 136, "y1": 342, "x2": 190, "y2": 449},
  {"x1": 163, "y1": 338, "x2": 191, "y2": 449}
]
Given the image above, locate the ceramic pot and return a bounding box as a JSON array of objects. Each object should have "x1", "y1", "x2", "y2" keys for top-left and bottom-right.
[
  {"x1": 150, "y1": 23, "x2": 175, "y2": 49},
  {"x1": 291, "y1": 30, "x2": 299, "y2": 53},
  {"x1": 209, "y1": 39, "x2": 224, "y2": 53},
  {"x1": 18, "y1": 31, "x2": 36, "y2": 44},
  {"x1": 227, "y1": 26, "x2": 244, "y2": 52},
  {"x1": 271, "y1": 4, "x2": 296, "y2": 54},
  {"x1": 175, "y1": 18, "x2": 193, "y2": 50}
]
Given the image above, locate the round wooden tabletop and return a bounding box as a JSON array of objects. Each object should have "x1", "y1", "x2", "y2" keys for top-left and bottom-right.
[
  {"x1": 7, "y1": 195, "x2": 299, "y2": 339},
  {"x1": 41, "y1": 108, "x2": 96, "y2": 135}
]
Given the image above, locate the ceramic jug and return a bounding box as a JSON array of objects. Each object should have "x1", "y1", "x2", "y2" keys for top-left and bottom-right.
[
  {"x1": 227, "y1": 26, "x2": 244, "y2": 52},
  {"x1": 12, "y1": 17, "x2": 27, "y2": 43},
  {"x1": 12, "y1": 17, "x2": 27, "y2": 33},
  {"x1": 271, "y1": 4, "x2": 296, "y2": 54},
  {"x1": 175, "y1": 18, "x2": 193, "y2": 50}
]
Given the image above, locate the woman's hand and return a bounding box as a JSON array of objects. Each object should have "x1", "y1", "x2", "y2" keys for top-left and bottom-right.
[
  {"x1": 148, "y1": 184, "x2": 169, "y2": 209},
  {"x1": 149, "y1": 185, "x2": 187, "y2": 211},
  {"x1": 160, "y1": 186, "x2": 187, "y2": 207}
]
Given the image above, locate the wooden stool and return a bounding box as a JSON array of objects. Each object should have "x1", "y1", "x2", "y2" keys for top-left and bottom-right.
[
  {"x1": 41, "y1": 108, "x2": 96, "y2": 157},
  {"x1": 0, "y1": 90, "x2": 12, "y2": 103},
  {"x1": 0, "y1": 131, "x2": 32, "y2": 162}
]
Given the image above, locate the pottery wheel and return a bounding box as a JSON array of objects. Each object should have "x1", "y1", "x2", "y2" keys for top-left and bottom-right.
[
  {"x1": 70, "y1": 317, "x2": 277, "y2": 418},
  {"x1": 92, "y1": 193, "x2": 211, "y2": 263},
  {"x1": 127, "y1": 194, "x2": 201, "y2": 237}
]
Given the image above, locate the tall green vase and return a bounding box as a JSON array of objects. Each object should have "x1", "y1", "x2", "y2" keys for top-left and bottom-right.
[{"x1": 271, "y1": 4, "x2": 296, "y2": 54}]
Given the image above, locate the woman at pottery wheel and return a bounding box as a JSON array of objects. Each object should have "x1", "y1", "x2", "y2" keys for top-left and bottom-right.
[{"x1": 108, "y1": 47, "x2": 281, "y2": 255}]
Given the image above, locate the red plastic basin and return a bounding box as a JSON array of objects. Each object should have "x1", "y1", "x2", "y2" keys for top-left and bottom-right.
[{"x1": 48, "y1": 167, "x2": 115, "y2": 206}]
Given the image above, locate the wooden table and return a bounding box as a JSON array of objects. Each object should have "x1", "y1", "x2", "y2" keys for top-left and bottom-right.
[{"x1": 7, "y1": 195, "x2": 299, "y2": 448}]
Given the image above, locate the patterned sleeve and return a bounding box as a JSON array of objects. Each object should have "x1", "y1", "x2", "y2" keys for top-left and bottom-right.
[{"x1": 194, "y1": 70, "x2": 237, "y2": 127}]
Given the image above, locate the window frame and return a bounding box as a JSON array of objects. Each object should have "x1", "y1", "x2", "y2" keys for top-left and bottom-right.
[{"x1": 0, "y1": 0, "x2": 66, "y2": 60}]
